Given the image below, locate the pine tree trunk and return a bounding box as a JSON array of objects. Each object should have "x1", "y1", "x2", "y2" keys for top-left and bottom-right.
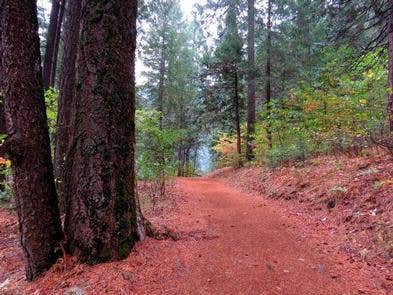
[
  {"x1": 0, "y1": 0, "x2": 7, "y2": 191},
  {"x1": 0, "y1": 0, "x2": 63, "y2": 281},
  {"x1": 234, "y1": 67, "x2": 242, "y2": 167},
  {"x1": 158, "y1": 38, "x2": 166, "y2": 128},
  {"x1": 0, "y1": 9, "x2": 6, "y2": 134},
  {"x1": 63, "y1": 0, "x2": 145, "y2": 263},
  {"x1": 49, "y1": 0, "x2": 65, "y2": 88},
  {"x1": 388, "y1": 0, "x2": 393, "y2": 132},
  {"x1": 54, "y1": 0, "x2": 81, "y2": 210},
  {"x1": 266, "y1": 0, "x2": 273, "y2": 149},
  {"x1": 0, "y1": 1, "x2": 7, "y2": 193},
  {"x1": 157, "y1": 30, "x2": 167, "y2": 186},
  {"x1": 43, "y1": 0, "x2": 65, "y2": 89},
  {"x1": 246, "y1": 0, "x2": 256, "y2": 161}
]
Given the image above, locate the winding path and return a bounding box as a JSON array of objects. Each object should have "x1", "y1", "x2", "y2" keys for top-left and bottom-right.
[
  {"x1": 131, "y1": 178, "x2": 376, "y2": 294},
  {"x1": 14, "y1": 177, "x2": 383, "y2": 294}
]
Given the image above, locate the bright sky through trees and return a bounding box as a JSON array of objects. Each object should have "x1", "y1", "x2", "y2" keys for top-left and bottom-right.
[
  {"x1": 37, "y1": 0, "x2": 207, "y2": 85},
  {"x1": 38, "y1": 0, "x2": 203, "y2": 21}
]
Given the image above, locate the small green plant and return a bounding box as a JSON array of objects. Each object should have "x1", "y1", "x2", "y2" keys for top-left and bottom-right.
[
  {"x1": 330, "y1": 186, "x2": 348, "y2": 194},
  {"x1": 356, "y1": 168, "x2": 379, "y2": 177},
  {"x1": 44, "y1": 88, "x2": 59, "y2": 143},
  {"x1": 0, "y1": 159, "x2": 13, "y2": 206},
  {"x1": 136, "y1": 109, "x2": 182, "y2": 199},
  {"x1": 212, "y1": 126, "x2": 247, "y2": 169},
  {"x1": 373, "y1": 179, "x2": 393, "y2": 190},
  {"x1": 266, "y1": 143, "x2": 309, "y2": 168}
]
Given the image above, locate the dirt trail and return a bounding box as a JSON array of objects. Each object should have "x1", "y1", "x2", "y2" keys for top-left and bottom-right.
[
  {"x1": 3, "y1": 177, "x2": 386, "y2": 294},
  {"x1": 146, "y1": 177, "x2": 376, "y2": 295}
]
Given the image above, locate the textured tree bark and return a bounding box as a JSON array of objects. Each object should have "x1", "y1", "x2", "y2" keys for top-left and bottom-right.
[
  {"x1": 54, "y1": 0, "x2": 81, "y2": 210},
  {"x1": 43, "y1": 0, "x2": 65, "y2": 89},
  {"x1": 266, "y1": 0, "x2": 273, "y2": 149},
  {"x1": 234, "y1": 67, "x2": 242, "y2": 167},
  {"x1": 0, "y1": 0, "x2": 7, "y2": 192},
  {"x1": 388, "y1": 0, "x2": 393, "y2": 132},
  {"x1": 64, "y1": 0, "x2": 145, "y2": 263},
  {"x1": 0, "y1": 4, "x2": 6, "y2": 192},
  {"x1": 1, "y1": 0, "x2": 63, "y2": 281},
  {"x1": 0, "y1": 102, "x2": 6, "y2": 134},
  {"x1": 49, "y1": 0, "x2": 65, "y2": 88},
  {"x1": 246, "y1": 0, "x2": 256, "y2": 161},
  {"x1": 0, "y1": 5, "x2": 6, "y2": 134}
]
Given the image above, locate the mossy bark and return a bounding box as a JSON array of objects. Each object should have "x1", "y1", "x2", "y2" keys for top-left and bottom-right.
[{"x1": 63, "y1": 0, "x2": 145, "y2": 263}]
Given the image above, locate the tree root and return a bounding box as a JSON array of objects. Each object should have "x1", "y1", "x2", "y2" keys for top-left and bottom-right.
[{"x1": 144, "y1": 219, "x2": 178, "y2": 241}]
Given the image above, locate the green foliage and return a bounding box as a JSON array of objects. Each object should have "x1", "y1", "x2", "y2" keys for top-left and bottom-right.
[
  {"x1": 255, "y1": 47, "x2": 388, "y2": 167},
  {"x1": 211, "y1": 124, "x2": 248, "y2": 168},
  {"x1": 0, "y1": 159, "x2": 13, "y2": 205},
  {"x1": 212, "y1": 133, "x2": 241, "y2": 168},
  {"x1": 213, "y1": 46, "x2": 389, "y2": 169},
  {"x1": 139, "y1": 0, "x2": 204, "y2": 176},
  {"x1": 0, "y1": 182, "x2": 14, "y2": 205},
  {"x1": 139, "y1": 0, "x2": 389, "y2": 172},
  {"x1": 266, "y1": 143, "x2": 309, "y2": 168},
  {"x1": 136, "y1": 109, "x2": 182, "y2": 181},
  {"x1": 45, "y1": 88, "x2": 58, "y2": 142}
]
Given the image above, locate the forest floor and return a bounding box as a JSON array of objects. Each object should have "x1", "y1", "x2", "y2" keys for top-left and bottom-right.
[{"x1": 0, "y1": 153, "x2": 392, "y2": 294}]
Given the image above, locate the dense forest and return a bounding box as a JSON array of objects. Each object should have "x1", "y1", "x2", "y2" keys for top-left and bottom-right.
[
  {"x1": 0, "y1": 0, "x2": 392, "y2": 293},
  {"x1": 137, "y1": 0, "x2": 392, "y2": 185},
  {"x1": 138, "y1": 0, "x2": 392, "y2": 171}
]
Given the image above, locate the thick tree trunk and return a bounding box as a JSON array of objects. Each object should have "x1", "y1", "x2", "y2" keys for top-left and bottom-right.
[
  {"x1": 0, "y1": 8, "x2": 6, "y2": 134},
  {"x1": 246, "y1": 0, "x2": 256, "y2": 161},
  {"x1": 0, "y1": 0, "x2": 7, "y2": 191},
  {"x1": 266, "y1": 0, "x2": 273, "y2": 149},
  {"x1": 43, "y1": 0, "x2": 65, "y2": 89},
  {"x1": 0, "y1": 1, "x2": 7, "y2": 193},
  {"x1": 234, "y1": 67, "x2": 242, "y2": 167},
  {"x1": 54, "y1": 0, "x2": 81, "y2": 210},
  {"x1": 388, "y1": 0, "x2": 393, "y2": 132},
  {"x1": 64, "y1": 0, "x2": 145, "y2": 263},
  {"x1": 1, "y1": 0, "x2": 63, "y2": 281}
]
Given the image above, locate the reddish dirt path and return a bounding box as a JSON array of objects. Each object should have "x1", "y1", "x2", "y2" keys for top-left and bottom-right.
[
  {"x1": 148, "y1": 178, "x2": 376, "y2": 295},
  {"x1": 2, "y1": 177, "x2": 386, "y2": 294}
]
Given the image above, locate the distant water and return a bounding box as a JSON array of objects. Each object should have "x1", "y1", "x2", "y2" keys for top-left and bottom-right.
[{"x1": 197, "y1": 145, "x2": 213, "y2": 175}]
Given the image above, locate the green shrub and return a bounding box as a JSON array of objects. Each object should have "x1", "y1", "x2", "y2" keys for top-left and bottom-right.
[
  {"x1": 254, "y1": 47, "x2": 388, "y2": 166},
  {"x1": 136, "y1": 109, "x2": 182, "y2": 198},
  {"x1": 266, "y1": 142, "x2": 309, "y2": 168}
]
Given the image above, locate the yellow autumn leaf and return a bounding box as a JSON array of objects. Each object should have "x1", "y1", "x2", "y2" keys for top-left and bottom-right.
[
  {"x1": 359, "y1": 99, "x2": 367, "y2": 106},
  {"x1": 0, "y1": 157, "x2": 11, "y2": 167}
]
